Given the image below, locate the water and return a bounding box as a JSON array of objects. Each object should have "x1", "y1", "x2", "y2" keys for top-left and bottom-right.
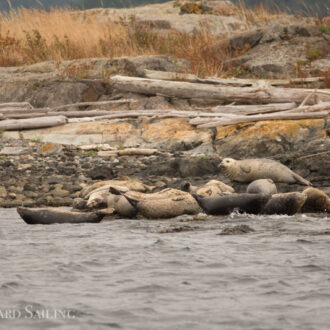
[{"x1": 0, "y1": 208, "x2": 330, "y2": 330}]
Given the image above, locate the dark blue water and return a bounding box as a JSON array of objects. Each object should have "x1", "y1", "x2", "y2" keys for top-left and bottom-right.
[{"x1": 1, "y1": 208, "x2": 330, "y2": 329}]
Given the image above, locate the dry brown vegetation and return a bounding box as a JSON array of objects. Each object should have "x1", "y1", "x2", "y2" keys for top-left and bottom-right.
[
  {"x1": 0, "y1": 7, "x2": 231, "y2": 76},
  {"x1": 0, "y1": 4, "x2": 323, "y2": 77}
]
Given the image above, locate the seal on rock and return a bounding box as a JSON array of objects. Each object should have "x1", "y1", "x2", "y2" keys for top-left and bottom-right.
[
  {"x1": 120, "y1": 188, "x2": 200, "y2": 219},
  {"x1": 80, "y1": 179, "x2": 154, "y2": 198},
  {"x1": 301, "y1": 188, "x2": 330, "y2": 213},
  {"x1": 17, "y1": 207, "x2": 104, "y2": 225},
  {"x1": 87, "y1": 189, "x2": 136, "y2": 218},
  {"x1": 247, "y1": 179, "x2": 277, "y2": 195},
  {"x1": 192, "y1": 193, "x2": 270, "y2": 215},
  {"x1": 182, "y1": 180, "x2": 234, "y2": 197},
  {"x1": 220, "y1": 158, "x2": 311, "y2": 186},
  {"x1": 262, "y1": 192, "x2": 307, "y2": 215}
]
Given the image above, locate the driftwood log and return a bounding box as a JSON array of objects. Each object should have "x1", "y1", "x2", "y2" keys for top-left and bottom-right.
[
  {"x1": 142, "y1": 70, "x2": 324, "y2": 87},
  {"x1": 195, "y1": 111, "x2": 328, "y2": 128},
  {"x1": 97, "y1": 148, "x2": 158, "y2": 157},
  {"x1": 211, "y1": 102, "x2": 297, "y2": 115},
  {"x1": 110, "y1": 76, "x2": 330, "y2": 104},
  {"x1": 0, "y1": 102, "x2": 33, "y2": 109},
  {"x1": 0, "y1": 116, "x2": 68, "y2": 131}
]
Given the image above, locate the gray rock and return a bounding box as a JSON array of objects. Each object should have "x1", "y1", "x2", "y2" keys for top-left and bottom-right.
[
  {"x1": 218, "y1": 225, "x2": 255, "y2": 235},
  {"x1": 0, "y1": 147, "x2": 29, "y2": 155},
  {"x1": 0, "y1": 186, "x2": 7, "y2": 198}
]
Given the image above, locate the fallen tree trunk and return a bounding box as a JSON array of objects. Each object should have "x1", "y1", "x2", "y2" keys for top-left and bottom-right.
[
  {"x1": 211, "y1": 102, "x2": 297, "y2": 115},
  {"x1": 288, "y1": 102, "x2": 330, "y2": 113},
  {"x1": 118, "y1": 148, "x2": 158, "y2": 156},
  {"x1": 0, "y1": 116, "x2": 67, "y2": 131},
  {"x1": 0, "y1": 107, "x2": 51, "y2": 115},
  {"x1": 94, "y1": 109, "x2": 245, "y2": 121},
  {"x1": 110, "y1": 76, "x2": 330, "y2": 104},
  {"x1": 142, "y1": 70, "x2": 323, "y2": 87},
  {"x1": 196, "y1": 111, "x2": 328, "y2": 128}
]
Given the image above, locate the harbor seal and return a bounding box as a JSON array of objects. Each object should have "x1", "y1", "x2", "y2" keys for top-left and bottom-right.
[
  {"x1": 124, "y1": 195, "x2": 200, "y2": 219},
  {"x1": 182, "y1": 180, "x2": 234, "y2": 197},
  {"x1": 220, "y1": 158, "x2": 311, "y2": 186},
  {"x1": 192, "y1": 193, "x2": 270, "y2": 215},
  {"x1": 17, "y1": 207, "x2": 104, "y2": 225},
  {"x1": 80, "y1": 179, "x2": 154, "y2": 198},
  {"x1": 301, "y1": 188, "x2": 330, "y2": 213},
  {"x1": 123, "y1": 188, "x2": 190, "y2": 201},
  {"x1": 247, "y1": 179, "x2": 277, "y2": 195},
  {"x1": 262, "y1": 192, "x2": 307, "y2": 215},
  {"x1": 119, "y1": 188, "x2": 200, "y2": 219},
  {"x1": 87, "y1": 189, "x2": 136, "y2": 218}
]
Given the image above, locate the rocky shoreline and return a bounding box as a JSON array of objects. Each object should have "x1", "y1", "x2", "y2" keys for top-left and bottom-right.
[{"x1": 0, "y1": 134, "x2": 329, "y2": 209}]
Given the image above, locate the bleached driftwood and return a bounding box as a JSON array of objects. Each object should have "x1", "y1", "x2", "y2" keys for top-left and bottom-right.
[
  {"x1": 0, "y1": 102, "x2": 33, "y2": 109},
  {"x1": 0, "y1": 107, "x2": 51, "y2": 114},
  {"x1": 68, "y1": 117, "x2": 96, "y2": 123},
  {"x1": 97, "y1": 148, "x2": 158, "y2": 157},
  {"x1": 79, "y1": 144, "x2": 116, "y2": 151},
  {"x1": 142, "y1": 70, "x2": 324, "y2": 87},
  {"x1": 196, "y1": 111, "x2": 328, "y2": 128},
  {"x1": 288, "y1": 102, "x2": 330, "y2": 113},
  {"x1": 118, "y1": 148, "x2": 158, "y2": 156},
  {"x1": 0, "y1": 116, "x2": 67, "y2": 131},
  {"x1": 94, "y1": 109, "x2": 247, "y2": 121},
  {"x1": 52, "y1": 99, "x2": 136, "y2": 111},
  {"x1": 211, "y1": 102, "x2": 297, "y2": 115},
  {"x1": 110, "y1": 76, "x2": 330, "y2": 104}
]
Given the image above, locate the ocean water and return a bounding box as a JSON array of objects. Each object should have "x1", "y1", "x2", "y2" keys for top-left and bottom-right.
[{"x1": 0, "y1": 208, "x2": 330, "y2": 329}]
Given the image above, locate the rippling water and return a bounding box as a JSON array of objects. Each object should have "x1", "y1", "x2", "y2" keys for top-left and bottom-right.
[{"x1": 1, "y1": 208, "x2": 330, "y2": 329}]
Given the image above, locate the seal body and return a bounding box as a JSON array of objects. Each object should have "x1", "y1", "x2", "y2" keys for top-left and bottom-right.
[
  {"x1": 182, "y1": 180, "x2": 234, "y2": 197},
  {"x1": 80, "y1": 179, "x2": 153, "y2": 198},
  {"x1": 87, "y1": 190, "x2": 136, "y2": 218},
  {"x1": 247, "y1": 179, "x2": 277, "y2": 195},
  {"x1": 220, "y1": 158, "x2": 311, "y2": 185},
  {"x1": 17, "y1": 207, "x2": 104, "y2": 225},
  {"x1": 123, "y1": 188, "x2": 200, "y2": 219},
  {"x1": 262, "y1": 192, "x2": 307, "y2": 215},
  {"x1": 193, "y1": 193, "x2": 270, "y2": 215},
  {"x1": 301, "y1": 188, "x2": 330, "y2": 213}
]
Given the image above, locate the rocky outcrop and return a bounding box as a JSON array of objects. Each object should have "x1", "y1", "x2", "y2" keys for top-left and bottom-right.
[
  {"x1": 75, "y1": 1, "x2": 247, "y2": 37},
  {"x1": 225, "y1": 24, "x2": 330, "y2": 78},
  {"x1": 0, "y1": 56, "x2": 188, "y2": 107}
]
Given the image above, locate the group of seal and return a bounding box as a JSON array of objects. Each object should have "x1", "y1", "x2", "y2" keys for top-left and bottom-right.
[{"x1": 16, "y1": 157, "x2": 329, "y2": 224}]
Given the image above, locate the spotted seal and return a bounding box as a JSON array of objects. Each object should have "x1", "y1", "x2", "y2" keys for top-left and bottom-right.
[
  {"x1": 220, "y1": 158, "x2": 311, "y2": 186},
  {"x1": 301, "y1": 188, "x2": 330, "y2": 213},
  {"x1": 192, "y1": 193, "x2": 270, "y2": 215},
  {"x1": 247, "y1": 179, "x2": 277, "y2": 195},
  {"x1": 118, "y1": 188, "x2": 200, "y2": 219},
  {"x1": 182, "y1": 180, "x2": 234, "y2": 197},
  {"x1": 262, "y1": 192, "x2": 307, "y2": 215},
  {"x1": 17, "y1": 207, "x2": 104, "y2": 225}
]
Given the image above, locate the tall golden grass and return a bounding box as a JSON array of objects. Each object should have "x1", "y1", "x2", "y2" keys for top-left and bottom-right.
[
  {"x1": 0, "y1": 8, "x2": 231, "y2": 76},
  {"x1": 0, "y1": 3, "x2": 316, "y2": 77}
]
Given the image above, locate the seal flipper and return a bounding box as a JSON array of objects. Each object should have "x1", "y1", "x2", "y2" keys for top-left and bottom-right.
[
  {"x1": 123, "y1": 195, "x2": 139, "y2": 209},
  {"x1": 109, "y1": 186, "x2": 122, "y2": 195},
  {"x1": 292, "y1": 172, "x2": 312, "y2": 186},
  {"x1": 191, "y1": 193, "x2": 205, "y2": 207}
]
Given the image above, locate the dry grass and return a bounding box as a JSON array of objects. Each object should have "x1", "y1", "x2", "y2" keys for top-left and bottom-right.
[
  {"x1": 0, "y1": 7, "x2": 230, "y2": 76},
  {"x1": 0, "y1": 4, "x2": 322, "y2": 78}
]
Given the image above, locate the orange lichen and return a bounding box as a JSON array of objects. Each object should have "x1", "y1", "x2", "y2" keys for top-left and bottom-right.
[
  {"x1": 142, "y1": 118, "x2": 209, "y2": 141},
  {"x1": 216, "y1": 119, "x2": 326, "y2": 140},
  {"x1": 77, "y1": 122, "x2": 133, "y2": 135}
]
